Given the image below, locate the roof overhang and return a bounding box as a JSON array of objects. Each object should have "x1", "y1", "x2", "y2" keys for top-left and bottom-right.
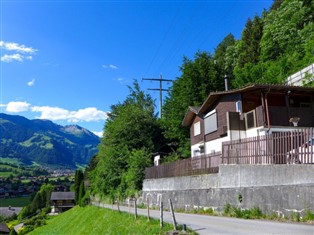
[
  {"x1": 182, "y1": 84, "x2": 314, "y2": 127},
  {"x1": 182, "y1": 106, "x2": 200, "y2": 127}
]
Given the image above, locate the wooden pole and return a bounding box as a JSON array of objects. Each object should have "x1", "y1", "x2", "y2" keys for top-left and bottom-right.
[
  {"x1": 117, "y1": 200, "x2": 120, "y2": 212},
  {"x1": 168, "y1": 199, "x2": 177, "y2": 230},
  {"x1": 128, "y1": 198, "x2": 130, "y2": 216},
  {"x1": 147, "y1": 197, "x2": 150, "y2": 221},
  {"x1": 160, "y1": 201, "x2": 163, "y2": 228},
  {"x1": 134, "y1": 199, "x2": 137, "y2": 220}
]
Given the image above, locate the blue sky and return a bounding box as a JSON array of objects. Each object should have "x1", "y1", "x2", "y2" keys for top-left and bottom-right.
[{"x1": 0, "y1": 0, "x2": 272, "y2": 136}]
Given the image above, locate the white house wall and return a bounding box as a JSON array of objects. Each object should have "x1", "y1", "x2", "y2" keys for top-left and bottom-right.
[{"x1": 191, "y1": 126, "x2": 308, "y2": 158}]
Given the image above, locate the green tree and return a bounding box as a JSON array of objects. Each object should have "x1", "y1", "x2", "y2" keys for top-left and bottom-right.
[
  {"x1": 18, "y1": 183, "x2": 54, "y2": 220},
  {"x1": 74, "y1": 169, "x2": 84, "y2": 203},
  {"x1": 231, "y1": 0, "x2": 314, "y2": 87},
  {"x1": 89, "y1": 81, "x2": 163, "y2": 198},
  {"x1": 162, "y1": 51, "x2": 220, "y2": 157},
  {"x1": 78, "y1": 181, "x2": 85, "y2": 206},
  {"x1": 122, "y1": 148, "x2": 152, "y2": 196}
]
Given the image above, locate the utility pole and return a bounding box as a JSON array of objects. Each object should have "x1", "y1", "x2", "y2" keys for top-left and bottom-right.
[{"x1": 142, "y1": 74, "x2": 172, "y2": 118}]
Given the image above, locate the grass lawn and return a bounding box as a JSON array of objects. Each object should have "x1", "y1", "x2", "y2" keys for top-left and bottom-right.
[
  {"x1": 0, "y1": 158, "x2": 21, "y2": 165},
  {"x1": 30, "y1": 206, "x2": 179, "y2": 235},
  {"x1": 0, "y1": 196, "x2": 31, "y2": 207}
]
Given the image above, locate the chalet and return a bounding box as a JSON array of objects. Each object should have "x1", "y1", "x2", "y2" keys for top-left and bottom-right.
[
  {"x1": 182, "y1": 84, "x2": 314, "y2": 161},
  {"x1": 50, "y1": 192, "x2": 75, "y2": 213}
]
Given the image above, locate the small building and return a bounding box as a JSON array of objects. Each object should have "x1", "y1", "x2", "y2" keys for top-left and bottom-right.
[
  {"x1": 0, "y1": 223, "x2": 10, "y2": 235},
  {"x1": 50, "y1": 192, "x2": 75, "y2": 213},
  {"x1": 0, "y1": 206, "x2": 22, "y2": 218}
]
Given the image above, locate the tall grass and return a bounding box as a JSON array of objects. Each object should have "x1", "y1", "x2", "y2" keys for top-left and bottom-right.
[{"x1": 30, "y1": 206, "x2": 174, "y2": 235}]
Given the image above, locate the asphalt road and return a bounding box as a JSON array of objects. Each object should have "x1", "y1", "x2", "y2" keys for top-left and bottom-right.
[{"x1": 92, "y1": 202, "x2": 314, "y2": 235}]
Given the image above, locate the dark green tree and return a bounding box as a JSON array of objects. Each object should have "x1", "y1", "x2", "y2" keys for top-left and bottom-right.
[
  {"x1": 78, "y1": 181, "x2": 85, "y2": 206},
  {"x1": 18, "y1": 184, "x2": 54, "y2": 220},
  {"x1": 74, "y1": 169, "x2": 84, "y2": 203},
  {"x1": 89, "y1": 81, "x2": 163, "y2": 198},
  {"x1": 213, "y1": 33, "x2": 236, "y2": 88},
  {"x1": 162, "y1": 51, "x2": 220, "y2": 157}
]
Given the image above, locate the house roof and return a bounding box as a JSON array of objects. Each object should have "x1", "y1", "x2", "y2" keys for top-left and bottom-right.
[
  {"x1": 0, "y1": 223, "x2": 10, "y2": 233},
  {"x1": 182, "y1": 106, "x2": 200, "y2": 128},
  {"x1": 0, "y1": 207, "x2": 22, "y2": 218},
  {"x1": 50, "y1": 191, "x2": 75, "y2": 201},
  {"x1": 182, "y1": 84, "x2": 314, "y2": 127}
]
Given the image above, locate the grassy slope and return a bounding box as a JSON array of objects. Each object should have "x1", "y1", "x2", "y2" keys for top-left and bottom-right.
[
  {"x1": 30, "y1": 206, "x2": 173, "y2": 235},
  {"x1": 0, "y1": 196, "x2": 31, "y2": 207}
]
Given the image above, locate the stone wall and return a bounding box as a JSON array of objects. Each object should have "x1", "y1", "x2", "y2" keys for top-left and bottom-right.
[{"x1": 141, "y1": 165, "x2": 314, "y2": 216}]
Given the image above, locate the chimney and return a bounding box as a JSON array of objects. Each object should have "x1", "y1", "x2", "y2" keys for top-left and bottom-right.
[{"x1": 224, "y1": 74, "x2": 229, "y2": 91}]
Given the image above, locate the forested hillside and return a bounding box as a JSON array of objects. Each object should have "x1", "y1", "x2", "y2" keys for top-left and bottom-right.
[
  {"x1": 88, "y1": 0, "x2": 314, "y2": 199},
  {"x1": 162, "y1": 0, "x2": 314, "y2": 158},
  {"x1": 0, "y1": 113, "x2": 100, "y2": 168}
]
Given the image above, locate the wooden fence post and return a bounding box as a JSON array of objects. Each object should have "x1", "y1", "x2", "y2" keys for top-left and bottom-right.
[
  {"x1": 147, "y1": 197, "x2": 150, "y2": 221},
  {"x1": 168, "y1": 199, "x2": 177, "y2": 230},
  {"x1": 117, "y1": 200, "x2": 120, "y2": 212},
  {"x1": 128, "y1": 198, "x2": 130, "y2": 216},
  {"x1": 160, "y1": 201, "x2": 163, "y2": 228},
  {"x1": 134, "y1": 198, "x2": 137, "y2": 220}
]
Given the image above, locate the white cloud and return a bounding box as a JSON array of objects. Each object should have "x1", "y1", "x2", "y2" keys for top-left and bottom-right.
[
  {"x1": 1, "y1": 54, "x2": 23, "y2": 62},
  {"x1": 6, "y1": 101, "x2": 31, "y2": 113},
  {"x1": 102, "y1": 64, "x2": 118, "y2": 69},
  {"x1": 1, "y1": 41, "x2": 37, "y2": 53},
  {"x1": 31, "y1": 106, "x2": 71, "y2": 120},
  {"x1": 27, "y1": 79, "x2": 35, "y2": 87},
  {"x1": 31, "y1": 105, "x2": 108, "y2": 123},
  {"x1": 92, "y1": 131, "x2": 103, "y2": 138},
  {"x1": 0, "y1": 41, "x2": 37, "y2": 63},
  {"x1": 114, "y1": 77, "x2": 129, "y2": 85},
  {"x1": 73, "y1": 107, "x2": 108, "y2": 122},
  {"x1": 4, "y1": 100, "x2": 108, "y2": 124}
]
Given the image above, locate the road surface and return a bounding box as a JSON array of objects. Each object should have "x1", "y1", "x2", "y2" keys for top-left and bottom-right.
[{"x1": 92, "y1": 202, "x2": 314, "y2": 235}]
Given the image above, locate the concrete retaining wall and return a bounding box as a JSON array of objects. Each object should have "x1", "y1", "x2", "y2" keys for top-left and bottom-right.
[{"x1": 141, "y1": 165, "x2": 314, "y2": 216}]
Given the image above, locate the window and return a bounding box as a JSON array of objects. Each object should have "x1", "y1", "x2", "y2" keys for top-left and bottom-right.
[
  {"x1": 245, "y1": 110, "x2": 256, "y2": 129},
  {"x1": 236, "y1": 100, "x2": 241, "y2": 114},
  {"x1": 194, "y1": 121, "x2": 201, "y2": 136},
  {"x1": 204, "y1": 109, "x2": 217, "y2": 134}
]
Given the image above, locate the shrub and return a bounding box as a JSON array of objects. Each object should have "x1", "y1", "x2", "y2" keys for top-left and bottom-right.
[
  {"x1": 303, "y1": 209, "x2": 314, "y2": 221},
  {"x1": 250, "y1": 206, "x2": 263, "y2": 219},
  {"x1": 290, "y1": 212, "x2": 300, "y2": 222},
  {"x1": 223, "y1": 203, "x2": 231, "y2": 215}
]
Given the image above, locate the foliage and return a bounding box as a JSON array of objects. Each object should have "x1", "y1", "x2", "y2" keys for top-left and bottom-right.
[
  {"x1": 78, "y1": 181, "x2": 86, "y2": 206},
  {"x1": 0, "y1": 161, "x2": 49, "y2": 178},
  {"x1": 18, "y1": 184, "x2": 54, "y2": 220},
  {"x1": 89, "y1": 81, "x2": 164, "y2": 198},
  {"x1": 121, "y1": 148, "x2": 152, "y2": 197},
  {"x1": 162, "y1": 51, "x2": 223, "y2": 157},
  {"x1": 231, "y1": 0, "x2": 314, "y2": 87},
  {"x1": 74, "y1": 169, "x2": 84, "y2": 203},
  {"x1": 29, "y1": 206, "x2": 174, "y2": 235},
  {"x1": 303, "y1": 209, "x2": 314, "y2": 221},
  {"x1": 223, "y1": 203, "x2": 264, "y2": 219}
]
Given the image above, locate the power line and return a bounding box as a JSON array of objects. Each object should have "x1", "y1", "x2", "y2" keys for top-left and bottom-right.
[{"x1": 142, "y1": 75, "x2": 173, "y2": 118}]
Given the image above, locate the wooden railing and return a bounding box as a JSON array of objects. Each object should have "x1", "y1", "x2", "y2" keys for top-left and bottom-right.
[
  {"x1": 145, "y1": 128, "x2": 314, "y2": 179},
  {"x1": 222, "y1": 128, "x2": 314, "y2": 165},
  {"x1": 145, "y1": 152, "x2": 221, "y2": 179}
]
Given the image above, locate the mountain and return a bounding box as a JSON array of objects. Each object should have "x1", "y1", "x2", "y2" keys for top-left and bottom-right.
[{"x1": 0, "y1": 113, "x2": 100, "y2": 168}]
